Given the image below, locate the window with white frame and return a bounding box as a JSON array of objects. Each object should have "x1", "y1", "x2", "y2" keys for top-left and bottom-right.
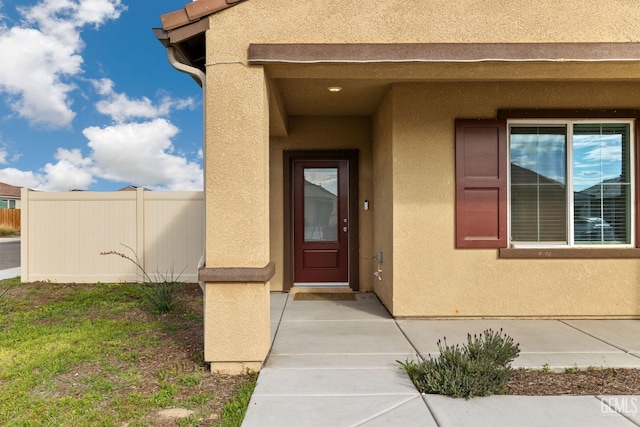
[{"x1": 509, "y1": 120, "x2": 633, "y2": 246}]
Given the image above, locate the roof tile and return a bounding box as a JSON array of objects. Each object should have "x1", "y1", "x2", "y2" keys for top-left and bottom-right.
[
  {"x1": 161, "y1": 0, "x2": 246, "y2": 31},
  {"x1": 161, "y1": 9, "x2": 190, "y2": 31},
  {"x1": 185, "y1": 0, "x2": 231, "y2": 21}
]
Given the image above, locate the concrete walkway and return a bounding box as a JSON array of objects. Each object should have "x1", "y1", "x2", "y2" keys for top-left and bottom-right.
[
  {"x1": 0, "y1": 237, "x2": 20, "y2": 280},
  {"x1": 242, "y1": 293, "x2": 640, "y2": 427},
  {"x1": 0, "y1": 267, "x2": 20, "y2": 280}
]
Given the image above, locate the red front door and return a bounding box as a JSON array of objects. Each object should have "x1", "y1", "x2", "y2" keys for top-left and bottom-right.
[{"x1": 293, "y1": 160, "x2": 349, "y2": 284}]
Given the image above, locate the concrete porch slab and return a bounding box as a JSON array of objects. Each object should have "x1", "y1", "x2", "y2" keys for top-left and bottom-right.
[
  {"x1": 247, "y1": 294, "x2": 640, "y2": 427},
  {"x1": 359, "y1": 395, "x2": 437, "y2": 427},
  {"x1": 242, "y1": 395, "x2": 433, "y2": 427},
  {"x1": 397, "y1": 319, "x2": 623, "y2": 354},
  {"x1": 564, "y1": 320, "x2": 640, "y2": 353},
  {"x1": 598, "y1": 396, "x2": 640, "y2": 424},
  {"x1": 252, "y1": 367, "x2": 417, "y2": 396},
  {"x1": 270, "y1": 292, "x2": 289, "y2": 321},
  {"x1": 423, "y1": 395, "x2": 636, "y2": 427},
  {"x1": 281, "y1": 293, "x2": 392, "y2": 321},
  {"x1": 271, "y1": 320, "x2": 414, "y2": 355},
  {"x1": 265, "y1": 354, "x2": 415, "y2": 369}
]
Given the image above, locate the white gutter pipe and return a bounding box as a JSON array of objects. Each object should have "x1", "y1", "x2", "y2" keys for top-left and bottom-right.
[{"x1": 165, "y1": 46, "x2": 207, "y2": 293}]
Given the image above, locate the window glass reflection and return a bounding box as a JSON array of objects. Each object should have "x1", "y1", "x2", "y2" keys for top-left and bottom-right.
[
  {"x1": 510, "y1": 126, "x2": 567, "y2": 242},
  {"x1": 304, "y1": 168, "x2": 338, "y2": 242},
  {"x1": 573, "y1": 123, "x2": 630, "y2": 244}
]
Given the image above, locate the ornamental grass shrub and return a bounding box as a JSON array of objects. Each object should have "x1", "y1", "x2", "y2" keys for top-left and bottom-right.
[
  {"x1": 0, "y1": 225, "x2": 19, "y2": 237},
  {"x1": 399, "y1": 328, "x2": 520, "y2": 399},
  {"x1": 101, "y1": 245, "x2": 183, "y2": 314}
]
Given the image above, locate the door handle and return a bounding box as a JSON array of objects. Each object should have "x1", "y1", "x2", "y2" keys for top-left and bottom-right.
[{"x1": 343, "y1": 226, "x2": 348, "y2": 232}]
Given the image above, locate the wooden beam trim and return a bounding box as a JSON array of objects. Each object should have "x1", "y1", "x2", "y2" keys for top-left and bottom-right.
[
  {"x1": 499, "y1": 248, "x2": 640, "y2": 259},
  {"x1": 498, "y1": 109, "x2": 640, "y2": 119},
  {"x1": 168, "y1": 18, "x2": 209, "y2": 44},
  {"x1": 249, "y1": 43, "x2": 640, "y2": 65},
  {"x1": 199, "y1": 262, "x2": 275, "y2": 283}
]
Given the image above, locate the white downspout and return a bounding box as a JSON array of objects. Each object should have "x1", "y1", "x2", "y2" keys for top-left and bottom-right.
[{"x1": 166, "y1": 46, "x2": 207, "y2": 293}]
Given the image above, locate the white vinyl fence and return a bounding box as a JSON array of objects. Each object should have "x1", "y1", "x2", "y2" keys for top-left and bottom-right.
[{"x1": 20, "y1": 188, "x2": 204, "y2": 283}]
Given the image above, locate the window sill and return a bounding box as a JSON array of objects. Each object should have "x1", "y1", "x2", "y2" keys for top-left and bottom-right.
[{"x1": 499, "y1": 248, "x2": 640, "y2": 259}]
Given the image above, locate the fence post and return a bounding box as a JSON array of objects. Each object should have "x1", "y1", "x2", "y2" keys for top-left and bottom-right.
[
  {"x1": 20, "y1": 188, "x2": 29, "y2": 282},
  {"x1": 136, "y1": 187, "x2": 145, "y2": 276}
]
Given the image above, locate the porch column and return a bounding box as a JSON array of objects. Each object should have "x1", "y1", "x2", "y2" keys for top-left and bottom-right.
[{"x1": 200, "y1": 61, "x2": 272, "y2": 374}]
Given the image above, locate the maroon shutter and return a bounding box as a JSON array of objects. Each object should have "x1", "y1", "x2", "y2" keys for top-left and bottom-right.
[{"x1": 455, "y1": 119, "x2": 508, "y2": 248}]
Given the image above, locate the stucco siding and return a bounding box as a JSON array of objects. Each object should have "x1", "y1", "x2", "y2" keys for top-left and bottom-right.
[
  {"x1": 207, "y1": 0, "x2": 640, "y2": 63},
  {"x1": 204, "y1": 64, "x2": 270, "y2": 268},
  {"x1": 372, "y1": 90, "x2": 395, "y2": 311},
  {"x1": 194, "y1": 0, "x2": 640, "y2": 321},
  {"x1": 389, "y1": 81, "x2": 640, "y2": 317}
]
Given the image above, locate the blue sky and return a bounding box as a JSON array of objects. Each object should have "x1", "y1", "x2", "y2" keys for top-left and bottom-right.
[
  {"x1": 0, "y1": 0, "x2": 203, "y2": 191},
  {"x1": 510, "y1": 125, "x2": 627, "y2": 191}
]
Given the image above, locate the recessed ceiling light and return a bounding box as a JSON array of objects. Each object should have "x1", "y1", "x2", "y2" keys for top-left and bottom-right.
[{"x1": 327, "y1": 86, "x2": 342, "y2": 93}]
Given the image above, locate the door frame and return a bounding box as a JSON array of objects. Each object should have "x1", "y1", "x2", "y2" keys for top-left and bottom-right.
[{"x1": 283, "y1": 150, "x2": 360, "y2": 291}]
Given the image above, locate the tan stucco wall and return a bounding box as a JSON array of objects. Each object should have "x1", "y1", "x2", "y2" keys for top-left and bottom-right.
[
  {"x1": 269, "y1": 116, "x2": 374, "y2": 291},
  {"x1": 204, "y1": 282, "x2": 270, "y2": 374},
  {"x1": 204, "y1": 64, "x2": 270, "y2": 267},
  {"x1": 201, "y1": 59, "x2": 270, "y2": 369},
  {"x1": 207, "y1": 0, "x2": 640, "y2": 62},
  {"x1": 198, "y1": 0, "x2": 640, "y2": 336},
  {"x1": 372, "y1": 91, "x2": 394, "y2": 312},
  {"x1": 388, "y1": 81, "x2": 640, "y2": 317}
]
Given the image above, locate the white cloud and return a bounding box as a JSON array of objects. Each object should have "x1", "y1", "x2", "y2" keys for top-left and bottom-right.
[
  {"x1": 0, "y1": 148, "x2": 95, "y2": 191},
  {"x1": 39, "y1": 148, "x2": 96, "y2": 191},
  {"x1": 0, "y1": 86, "x2": 203, "y2": 192},
  {"x1": 84, "y1": 118, "x2": 203, "y2": 190},
  {"x1": 93, "y1": 78, "x2": 195, "y2": 123},
  {"x1": 0, "y1": 0, "x2": 124, "y2": 127},
  {"x1": 0, "y1": 117, "x2": 203, "y2": 191},
  {"x1": 0, "y1": 167, "x2": 43, "y2": 189}
]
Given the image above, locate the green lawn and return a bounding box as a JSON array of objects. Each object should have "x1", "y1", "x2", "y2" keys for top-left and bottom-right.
[{"x1": 0, "y1": 278, "x2": 255, "y2": 427}]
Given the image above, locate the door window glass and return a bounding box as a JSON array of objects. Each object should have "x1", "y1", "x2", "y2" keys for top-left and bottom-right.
[{"x1": 304, "y1": 168, "x2": 338, "y2": 241}]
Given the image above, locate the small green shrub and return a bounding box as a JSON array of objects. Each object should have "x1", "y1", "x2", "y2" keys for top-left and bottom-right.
[
  {"x1": 565, "y1": 364, "x2": 580, "y2": 374},
  {"x1": 101, "y1": 245, "x2": 183, "y2": 314},
  {"x1": 399, "y1": 328, "x2": 520, "y2": 399}
]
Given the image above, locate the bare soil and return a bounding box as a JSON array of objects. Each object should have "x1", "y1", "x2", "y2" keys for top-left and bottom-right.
[{"x1": 508, "y1": 368, "x2": 640, "y2": 396}]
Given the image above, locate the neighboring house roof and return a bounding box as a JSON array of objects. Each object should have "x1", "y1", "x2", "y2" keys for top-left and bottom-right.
[
  {"x1": 0, "y1": 182, "x2": 21, "y2": 199},
  {"x1": 118, "y1": 185, "x2": 150, "y2": 191},
  {"x1": 0, "y1": 182, "x2": 22, "y2": 199},
  {"x1": 576, "y1": 176, "x2": 624, "y2": 199},
  {"x1": 510, "y1": 163, "x2": 565, "y2": 187},
  {"x1": 304, "y1": 180, "x2": 337, "y2": 200}
]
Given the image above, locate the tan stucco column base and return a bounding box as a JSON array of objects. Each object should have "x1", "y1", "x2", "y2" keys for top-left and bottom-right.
[
  {"x1": 203, "y1": 281, "x2": 271, "y2": 375},
  {"x1": 209, "y1": 361, "x2": 264, "y2": 375}
]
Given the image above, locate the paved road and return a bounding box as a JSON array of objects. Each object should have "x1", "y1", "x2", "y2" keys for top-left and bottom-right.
[{"x1": 0, "y1": 240, "x2": 20, "y2": 270}]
